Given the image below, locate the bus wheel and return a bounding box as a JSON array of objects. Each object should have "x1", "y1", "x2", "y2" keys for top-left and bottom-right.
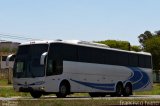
[
  {"x1": 30, "y1": 91, "x2": 42, "y2": 98},
  {"x1": 56, "y1": 83, "x2": 69, "y2": 98},
  {"x1": 123, "y1": 83, "x2": 132, "y2": 97},
  {"x1": 115, "y1": 83, "x2": 123, "y2": 97}
]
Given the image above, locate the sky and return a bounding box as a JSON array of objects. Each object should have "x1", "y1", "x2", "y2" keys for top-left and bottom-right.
[{"x1": 0, "y1": 0, "x2": 160, "y2": 45}]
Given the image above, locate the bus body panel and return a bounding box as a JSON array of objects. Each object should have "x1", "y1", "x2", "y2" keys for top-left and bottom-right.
[
  {"x1": 13, "y1": 60, "x2": 152, "y2": 93},
  {"x1": 63, "y1": 61, "x2": 152, "y2": 92}
]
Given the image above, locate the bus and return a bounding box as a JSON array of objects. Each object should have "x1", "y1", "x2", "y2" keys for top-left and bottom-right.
[{"x1": 7, "y1": 40, "x2": 153, "y2": 98}]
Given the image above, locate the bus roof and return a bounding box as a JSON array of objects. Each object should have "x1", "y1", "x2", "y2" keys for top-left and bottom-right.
[{"x1": 20, "y1": 40, "x2": 151, "y2": 56}]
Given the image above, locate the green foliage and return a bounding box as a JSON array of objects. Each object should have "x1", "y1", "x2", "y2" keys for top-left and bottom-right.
[
  {"x1": 0, "y1": 47, "x2": 10, "y2": 52},
  {"x1": 138, "y1": 30, "x2": 160, "y2": 70},
  {"x1": 130, "y1": 45, "x2": 142, "y2": 52},
  {"x1": 144, "y1": 36, "x2": 160, "y2": 70},
  {"x1": 0, "y1": 79, "x2": 11, "y2": 86},
  {"x1": 0, "y1": 87, "x2": 30, "y2": 97},
  {"x1": 134, "y1": 83, "x2": 160, "y2": 95},
  {"x1": 97, "y1": 40, "x2": 130, "y2": 50},
  {"x1": 138, "y1": 30, "x2": 153, "y2": 46},
  {"x1": 0, "y1": 47, "x2": 17, "y2": 53}
]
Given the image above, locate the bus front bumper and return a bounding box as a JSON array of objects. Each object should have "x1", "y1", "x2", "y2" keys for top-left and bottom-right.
[{"x1": 14, "y1": 85, "x2": 45, "y2": 92}]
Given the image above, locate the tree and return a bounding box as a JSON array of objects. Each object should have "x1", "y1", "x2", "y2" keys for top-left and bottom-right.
[
  {"x1": 130, "y1": 46, "x2": 142, "y2": 52},
  {"x1": 144, "y1": 36, "x2": 160, "y2": 70},
  {"x1": 97, "y1": 40, "x2": 131, "y2": 50},
  {"x1": 138, "y1": 30, "x2": 160, "y2": 71},
  {"x1": 138, "y1": 31, "x2": 153, "y2": 47},
  {"x1": 155, "y1": 30, "x2": 160, "y2": 36},
  {"x1": 0, "y1": 47, "x2": 17, "y2": 53}
]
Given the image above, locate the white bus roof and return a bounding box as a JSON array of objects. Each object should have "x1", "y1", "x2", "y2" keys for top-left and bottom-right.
[
  {"x1": 19, "y1": 40, "x2": 151, "y2": 56},
  {"x1": 20, "y1": 40, "x2": 54, "y2": 45}
]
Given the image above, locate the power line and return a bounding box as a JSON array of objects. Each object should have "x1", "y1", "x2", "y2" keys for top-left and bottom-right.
[
  {"x1": 0, "y1": 39, "x2": 7, "y2": 42},
  {"x1": 0, "y1": 34, "x2": 41, "y2": 41},
  {"x1": 0, "y1": 33, "x2": 40, "y2": 40}
]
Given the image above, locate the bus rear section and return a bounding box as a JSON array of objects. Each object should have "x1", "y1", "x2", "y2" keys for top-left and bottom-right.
[{"x1": 43, "y1": 42, "x2": 152, "y2": 98}]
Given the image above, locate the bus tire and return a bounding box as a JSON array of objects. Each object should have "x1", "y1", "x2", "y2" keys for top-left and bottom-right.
[
  {"x1": 30, "y1": 91, "x2": 42, "y2": 98},
  {"x1": 115, "y1": 83, "x2": 123, "y2": 97},
  {"x1": 123, "y1": 83, "x2": 132, "y2": 97},
  {"x1": 56, "y1": 82, "x2": 69, "y2": 98}
]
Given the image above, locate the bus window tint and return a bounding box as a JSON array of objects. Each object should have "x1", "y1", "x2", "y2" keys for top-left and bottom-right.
[
  {"x1": 105, "y1": 50, "x2": 117, "y2": 65},
  {"x1": 46, "y1": 60, "x2": 53, "y2": 76},
  {"x1": 17, "y1": 46, "x2": 30, "y2": 55},
  {"x1": 78, "y1": 46, "x2": 92, "y2": 63},
  {"x1": 116, "y1": 52, "x2": 128, "y2": 66},
  {"x1": 30, "y1": 44, "x2": 48, "y2": 57},
  {"x1": 62, "y1": 44, "x2": 77, "y2": 61},
  {"x1": 50, "y1": 43, "x2": 63, "y2": 59},
  {"x1": 139, "y1": 55, "x2": 145, "y2": 68},
  {"x1": 16, "y1": 62, "x2": 24, "y2": 73},
  {"x1": 47, "y1": 60, "x2": 63, "y2": 76},
  {"x1": 31, "y1": 58, "x2": 40, "y2": 67},
  {"x1": 92, "y1": 48, "x2": 105, "y2": 64},
  {"x1": 48, "y1": 43, "x2": 152, "y2": 72},
  {"x1": 145, "y1": 56, "x2": 152, "y2": 68},
  {"x1": 129, "y1": 54, "x2": 138, "y2": 67}
]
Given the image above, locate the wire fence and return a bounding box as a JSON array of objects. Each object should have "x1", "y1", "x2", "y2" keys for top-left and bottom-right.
[{"x1": 0, "y1": 69, "x2": 12, "y2": 79}]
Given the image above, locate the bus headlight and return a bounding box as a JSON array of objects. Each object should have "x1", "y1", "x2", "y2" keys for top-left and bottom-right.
[{"x1": 39, "y1": 86, "x2": 45, "y2": 91}]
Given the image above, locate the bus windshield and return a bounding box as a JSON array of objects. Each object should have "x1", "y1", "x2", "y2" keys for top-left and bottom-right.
[{"x1": 13, "y1": 44, "x2": 48, "y2": 78}]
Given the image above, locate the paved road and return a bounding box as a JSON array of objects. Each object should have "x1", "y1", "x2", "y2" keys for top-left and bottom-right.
[{"x1": 1, "y1": 95, "x2": 160, "y2": 101}]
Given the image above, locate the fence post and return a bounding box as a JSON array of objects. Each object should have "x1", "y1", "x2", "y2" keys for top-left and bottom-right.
[{"x1": 8, "y1": 67, "x2": 12, "y2": 84}]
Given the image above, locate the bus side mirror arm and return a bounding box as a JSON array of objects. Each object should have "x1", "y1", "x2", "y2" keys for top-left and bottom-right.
[
  {"x1": 6, "y1": 54, "x2": 15, "y2": 67},
  {"x1": 40, "y1": 52, "x2": 48, "y2": 65}
]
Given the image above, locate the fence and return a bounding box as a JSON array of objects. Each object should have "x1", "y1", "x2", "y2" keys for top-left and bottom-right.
[
  {"x1": 153, "y1": 71, "x2": 160, "y2": 83},
  {"x1": 0, "y1": 69, "x2": 13, "y2": 84}
]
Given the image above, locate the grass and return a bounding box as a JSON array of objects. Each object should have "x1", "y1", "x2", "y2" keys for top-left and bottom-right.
[
  {"x1": 1, "y1": 98, "x2": 160, "y2": 106},
  {"x1": 0, "y1": 99, "x2": 120, "y2": 106},
  {"x1": 0, "y1": 87, "x2": 30, "y2": 97},
  {"x1": 10, "y1": 99, "x2": 124, "y2": 106},
  {"x1": 0, "y1": 79, "x2": 30, "y2": 97},
  {"x1": 0, "y1": 79, "x2": 160, "y2": 105},
  {"x1": 134, "y1": 83, "x2": 160, "y2": 95},
  {"x1": 0, "y1": 79, "x2": 11, "y2": 86}
]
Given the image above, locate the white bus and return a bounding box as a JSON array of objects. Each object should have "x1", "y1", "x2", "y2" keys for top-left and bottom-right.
[{"x1": 8, "y1": 40, "x2": 153, "y2": 98}]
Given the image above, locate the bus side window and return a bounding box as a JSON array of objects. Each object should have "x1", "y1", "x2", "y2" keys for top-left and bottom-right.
[
  {"x1": 47, "y1": 60, "x2": 53, "y2": 76},
  {"x1": 47, "y1": 60, "x2": 63, "y2": 76}
]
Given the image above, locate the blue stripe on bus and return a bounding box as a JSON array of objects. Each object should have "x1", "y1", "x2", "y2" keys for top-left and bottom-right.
[
  {"x1": 126, "y1": 67, "x2": 150, "y2": 90},
  {"x1": 70, "y1": 79, "x2": 115, "y2": 91},
  {"x1": 71, "y1": 67, "x2": 150, "y2": 91}
]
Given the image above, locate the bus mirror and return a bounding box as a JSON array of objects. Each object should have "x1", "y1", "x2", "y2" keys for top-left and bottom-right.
[
  {"x1": 40, "y1": 52, "x2": 48, "y2": 65},
  {"x1": 6, "y1": 54, "x2": 15, "y2": 67}
]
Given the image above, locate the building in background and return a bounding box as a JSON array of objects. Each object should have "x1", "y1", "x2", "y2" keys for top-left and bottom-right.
[{"x1": 0, "y1": 41, "x2": 20, "y2": 80}]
